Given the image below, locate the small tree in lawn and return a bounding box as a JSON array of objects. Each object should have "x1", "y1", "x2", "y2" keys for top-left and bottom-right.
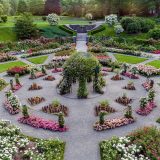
[
  {"x1": 15, "y1": 74, "x2": 21, "y2": 85},
  {"x1": 124, "y1": 105, "x2": 133, "y2": 119},
  {"x1": 99, "y1": 111, "x2": 107, "y2": 125},
  {"x1": 148, "y1": 89, "x2": 155, "y2": 102},
  {"x1": 47, "y1": 13, "x2": 59, "y2": 26},
  {"x1": 22, "y1": 105, "x2": 29, "y2": 118},
  {"x1": 15, "y1": 13, "x2": 38, "y2": 40},
  {"x1": 58, "y1": 112, "x2": 65, "y2": 128}
]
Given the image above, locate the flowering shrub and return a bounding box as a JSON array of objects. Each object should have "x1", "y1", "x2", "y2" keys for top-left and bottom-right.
[
  {"x1": 47, "y1": 13, "x2": 59, "y2": 26},
  {"x1": 136, "y1": 64, "x2": 160, "y2": 77},
  {"x1": 0, "y1": 53, "x2": 17, "y2": 62},
  {"x1": 0, "y1": 120, "x2": 65, "y2": 159},
  {"x1": 7, "y1": 66, "x2": 29, "y2": 76},
  {"x1": 105, "y1": 14, "x2": 118, "y2": 26},
  {"x1": 85, "y1": 13, "x2": 93, "y2": 20},
  {"x1": 18, "y1": 116, "x2": 68, "y2": 132},
  {"x1": 114, "y1": 24, "x2": 124, "y2": 34},
  {"x1": 4, "y1": 90, "x2": 21, "y2": 114}
]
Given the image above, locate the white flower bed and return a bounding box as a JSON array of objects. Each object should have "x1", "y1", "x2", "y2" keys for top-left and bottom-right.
[{"x1": 105, "y1": 47, "x2": 153, "y2": 58}]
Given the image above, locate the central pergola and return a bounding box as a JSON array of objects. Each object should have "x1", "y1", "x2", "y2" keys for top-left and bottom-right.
[{"x1": 58, "y1": 52, "x2": 105, "y2": 98}]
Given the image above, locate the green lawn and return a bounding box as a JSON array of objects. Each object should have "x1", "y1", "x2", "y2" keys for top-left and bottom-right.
[
  {"x1": 114, "y1": 54, "x2": 147, "y2": 64},
  {"x1": 0, "y1": 27, "x2": 17, "y2": 42},
  {"x1": 91, "y1": 24, "x2": 149, "y2": 39},
  {"x1": 0, "y1": 16, "x2": 89, "y2": 42},
  {"x1": 27, "y1": 55, "x2": 48, "y2": 64},
  {"x1": 147, "y1": 60, "x2": 160, "y2": 68},
  {"x1": 0, "y1": 61, "x2": 26, "y2": 73}
]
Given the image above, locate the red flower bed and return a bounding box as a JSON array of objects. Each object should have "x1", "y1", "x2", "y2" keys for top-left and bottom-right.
[
  {"x1": 18, "y1": 116, "x2": 68, "y2": 132},
  {"x1": 102, "y1": 67, "x2": 112, "y2": 72},
  {"x1": 7, "y1": 66, "x2": 29, "y2": 76},
  {"x1": 142, "y1": 81, "x2": 154, "y2": 91},
  {"x1": 122, "y1": 72, "x2": 139, "y2": 79},
  {"x1": 52, "y1": 68, "x2": 63, "y2": 73},
  {"x1": 4, "y1": 100, "x2": 20, "y2": 115},
  {"x1": 136, "y1": 101, "x2": 156, "y2": 116},
  {"x1": 152, "y1": 50, "x2": 160, "y2": 54},
  {"x1": 12, "y1": 84, "x2": 22, "y2": 92},
  {"x1": 94, "y1": 118, "x2": 135, "y2": 131},
  {"x1": 29, "y1": 72, "x2": 46, "y2": 79}
]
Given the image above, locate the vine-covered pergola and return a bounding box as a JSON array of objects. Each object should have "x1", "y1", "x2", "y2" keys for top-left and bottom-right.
[{"x1": 58, "y1": 52, "x2": 105, "y2": 98}]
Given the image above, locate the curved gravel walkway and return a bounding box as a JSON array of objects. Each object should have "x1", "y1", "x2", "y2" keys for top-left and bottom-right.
[{"x1": 0, "y1": 70, "x2": 160, "y2": 160}]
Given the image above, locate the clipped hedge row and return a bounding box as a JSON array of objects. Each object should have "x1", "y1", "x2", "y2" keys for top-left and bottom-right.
[
  {"x1": 89, "y1": 25, "x2": 106, "y2": 35},
  {"x1": 59, "y1": 25, "x2": 77, "y2": 36}
]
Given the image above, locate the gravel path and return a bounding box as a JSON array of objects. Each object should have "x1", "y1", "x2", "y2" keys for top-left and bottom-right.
[{"x1": 0, "y1": 70, "x2": 160, "y2": 160}]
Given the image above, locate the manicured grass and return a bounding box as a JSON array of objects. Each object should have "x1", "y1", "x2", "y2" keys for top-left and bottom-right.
[
  {"x1": 0, "y1": 27, "x2": 17, "y2": 42},
  {"x1": 114, "y1": 54, "x2": 147, "y2": 64},
  {"x1": 147, "y1": 60, "x2": 160, "y2": 68},
  {"x1": 27, "y1": 56, "x2": 48, "y2": 64},
  {"x1": 0, "y1": 61, "x2": 26, "y2": 73}
]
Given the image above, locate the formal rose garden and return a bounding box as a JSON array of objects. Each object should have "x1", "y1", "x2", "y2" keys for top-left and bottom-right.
[{"x1": 0, "y1": 1, "x2": 160, "y2": 159}]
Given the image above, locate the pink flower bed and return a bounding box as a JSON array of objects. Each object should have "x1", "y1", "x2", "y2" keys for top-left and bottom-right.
[
  {"x1": 142, "y1": 82, "x2": 153, "y2": 91},
  {"x1": 52, "y1": 68, "x2": 63, "y2": 73},
  {"x1": 102, "y1": 67, "x2": 112, "y2": 72},
  {"x1": 12, "y1": 84, "x2": 22, "y2": 92},
  {"x1": 136, "y1": 101, "x2": 156, "y2": 116},
  {"x1": 18, "y1": 116, "x2": 68, "y2": 132},
  {"x1": 29, "y1": 72, "x2": 45, "y2": 79},
  {"x1": 94, "y1": 118, "x2": 135, "y2": 131},
  {"x1": 122, "y1": 72, "x2": 139, "y2": 79},
  {"x1": 4, "y1": 100, "x2": 20, "y2": 115},
  {"x1": 96, "y1": 56, "x2": 110, "y2": 60},
  {"x1": 152, "y1": 50, "x2": 160, "y2": 54}
]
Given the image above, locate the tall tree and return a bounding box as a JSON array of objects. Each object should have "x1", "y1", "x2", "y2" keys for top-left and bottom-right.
[
  {"x1": 9, "y1": 0, "x2": 18, "y2": 15},
  {"x1": 44, "y1": 0, "x2": 61, "y2": 15},
  {"x1": 17, "y1": 0, "x2": 28, "y2": 14},
  {"x1": 29, "y1": 0, "x2": 44, "y2": 15}
]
